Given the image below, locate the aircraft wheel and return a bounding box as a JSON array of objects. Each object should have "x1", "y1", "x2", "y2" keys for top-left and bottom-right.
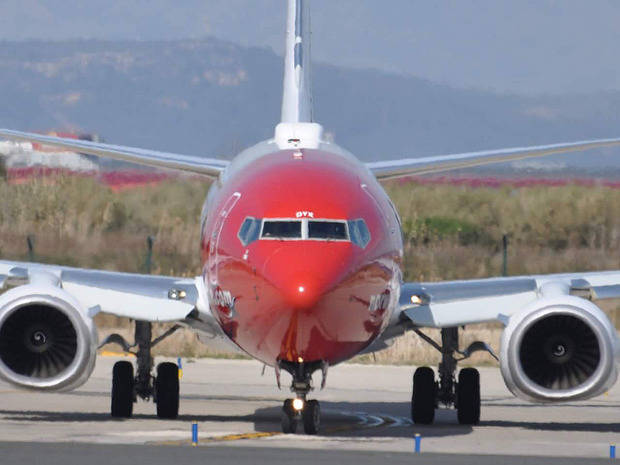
[
  {"x1": 457, "y1": 368, "x2": 480, "y2": 425},
  {"x1": 281, "y1": 399, "x2": 298, "y2": 434},
  {"x1": 411, "y1": 366, "x2": 436, "y2": 424},
  {"x1": 302, "y1": 399, "x2": 320, "y2": 435},
  {"x1": 155, "y1": 362, "x2": 179, "y2": 419},
  {"x1": 111, "y1": 361, "x2": 134, "y2": 418}
]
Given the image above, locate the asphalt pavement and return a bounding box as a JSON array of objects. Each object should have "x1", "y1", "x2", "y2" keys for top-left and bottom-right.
[{"x1": 0, "y1": 356, "x2": 619, "y2": 462}]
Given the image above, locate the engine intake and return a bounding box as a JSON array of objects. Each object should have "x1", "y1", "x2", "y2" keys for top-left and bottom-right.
[
  {"x1": 0, "y1": 285, "x2": 97, "y2": 391},
  {"x1": 501, "y1": 296, "x2": 618, "y2": 402},
  {"x1": 0, "y1": 304, "x2": 78, "y2": 379},
  {"x1": 519, "y1": 314, "x2": 600, "y2": 390}
]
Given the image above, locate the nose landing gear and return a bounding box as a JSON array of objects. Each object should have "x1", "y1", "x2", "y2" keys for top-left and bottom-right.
[{"x1": 278, "y1": 360, "x2": 325, "y2": 434}]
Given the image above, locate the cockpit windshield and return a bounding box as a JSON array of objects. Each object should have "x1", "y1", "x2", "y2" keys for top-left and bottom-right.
[
  {"x1": 237, "y1": 217, "x2": 370, "y2": 247},
  {"x1": 308, "y1": 221, "x2": 347, "y2": 240},
  {"x1": 262, "y1": 220, "x2": 302, "y2": 239}
]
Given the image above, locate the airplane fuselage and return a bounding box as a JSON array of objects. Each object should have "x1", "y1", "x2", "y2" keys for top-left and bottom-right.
[{"x1": 200, "y1": 142, "x2": 403, "y2": 366}]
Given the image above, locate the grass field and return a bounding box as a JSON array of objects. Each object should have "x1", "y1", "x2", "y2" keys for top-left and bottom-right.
[{"x1": 1, "y1": 172, "x2": 619, "y2": 365}]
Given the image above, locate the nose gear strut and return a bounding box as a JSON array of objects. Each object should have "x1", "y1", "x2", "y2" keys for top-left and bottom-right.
[{"x1": 277, "y1": 360, "x2": 326, "y2": 434}]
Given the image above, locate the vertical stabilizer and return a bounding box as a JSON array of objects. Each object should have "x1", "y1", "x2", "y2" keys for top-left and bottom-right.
[{"x1": 281, "y1": 0, "x2": 313, "y2": 123}]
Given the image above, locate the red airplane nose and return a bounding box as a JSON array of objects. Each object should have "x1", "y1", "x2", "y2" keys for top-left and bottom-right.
[
  {"x1": 281, "y1": 275, "x2": 322, "y2": 310},
  {"x1": 261, "y1": 244, "x2": 352, "y2": 311}
]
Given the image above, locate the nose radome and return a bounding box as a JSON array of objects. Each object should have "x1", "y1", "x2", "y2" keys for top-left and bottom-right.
[
  {"x1": 281, "y1": 274, "x2": 323, "y2": 310},
  {"x1": 260, "y1": 245, "x2": 353, "y2": 311}
]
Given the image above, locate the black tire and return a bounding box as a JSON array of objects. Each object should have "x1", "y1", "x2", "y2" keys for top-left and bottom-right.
[
  {"x1": 302, "y1": 400, "x2": 320, "y2": 435},
  {"x1": 155, "y1": 362, "x2": 179, "y2": 419},
  {"x1": 457, "y1": 368, "x2": 480, "y2": 425},
  {"x1": 411, "y1": 366, "x2": 436, "y2": 424},
  {"x1": 281, "y1": 399, "x2": 297, "y2": 434},
  {"x1": 111, "y1": 361, "x2": 134, "y2": 418}
]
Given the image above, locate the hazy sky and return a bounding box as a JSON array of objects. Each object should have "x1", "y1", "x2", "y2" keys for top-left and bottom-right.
[{"x1": 1, "y1": 1, "x2": 619, "y2": 95}]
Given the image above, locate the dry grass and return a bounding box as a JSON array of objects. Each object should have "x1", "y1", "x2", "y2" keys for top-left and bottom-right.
[
  {"x1": 353, "y1": 326, "x2": 503, "y2": 366},
  {"x1": 1, "y1": 173, "x2": 619, "y2": 364}
]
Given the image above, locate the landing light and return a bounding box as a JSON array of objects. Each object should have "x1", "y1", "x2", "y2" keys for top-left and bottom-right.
[
  {"x1": 411, "y1": 295, "x2": 423, "y2": 305},
  {"x1": 292, "y1": 398, "x2": 304, "y2": 411},
  {"x1": 168, "y1": 289, "x2": 187, "y2": 300},
  {"x1": 298, "y1": 286, "x2": 305, "y2": 293}
]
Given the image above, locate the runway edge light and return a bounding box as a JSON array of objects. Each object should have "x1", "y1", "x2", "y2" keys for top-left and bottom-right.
[
  {"x1": 414, "y1": 433, "x2": 421, "y2": 453},
  {"x1": 192, "y1": 422, "x2": 198, "y2": 446}
]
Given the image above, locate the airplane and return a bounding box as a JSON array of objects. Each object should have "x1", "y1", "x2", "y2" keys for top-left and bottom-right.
[{"x1": 1, "y1": 0, "x2": 620, "y2": 435}]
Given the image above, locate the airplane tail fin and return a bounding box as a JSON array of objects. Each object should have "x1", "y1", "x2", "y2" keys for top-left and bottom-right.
[{"x1": 280, "y1": 0, "x2": 313, "y2": 123}]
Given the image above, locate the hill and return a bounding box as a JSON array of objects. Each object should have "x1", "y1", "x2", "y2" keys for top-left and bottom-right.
[{"x1": 0, "y1": 39, "x2": 619, "y2": 171}]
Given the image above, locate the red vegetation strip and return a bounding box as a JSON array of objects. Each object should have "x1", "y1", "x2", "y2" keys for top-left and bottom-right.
[
  {"x1": 6, "y1": 168, "x2": 174, "y2": 190},
  {"x1": 6, "y1": 168, "x2": 620, "y2": 190}
]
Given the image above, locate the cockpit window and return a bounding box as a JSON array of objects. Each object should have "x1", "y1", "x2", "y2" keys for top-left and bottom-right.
[
  {"x1": 308, "y1": 221, "x2": 348, "y2": 240},
  {"x1": 238, "y1": 217, "x2": 262, "y2": 246},
  {"x1": 261, "y1": 220, "x2": 302, "y2": 239},
  {"x1": 348, "y1": 219, "x2": 371, "y2": 248},
  {"x1": 238, "y1": 217, "x2": 370, "y2": 247}
]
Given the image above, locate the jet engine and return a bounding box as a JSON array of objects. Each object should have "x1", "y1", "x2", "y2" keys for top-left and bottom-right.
[
  {"x1": 0, "y1": 284, "x2": 97, "y2": 391},
  {"x1": 500, "y1": 295, "x2": 619, "y2": 402}
]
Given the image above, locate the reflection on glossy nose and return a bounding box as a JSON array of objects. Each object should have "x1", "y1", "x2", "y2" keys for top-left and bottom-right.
[
  {"x1": 281, "y1": 275, "x2": 322, "y2": 310},
  {"x1": 261, "y1": 244, "x2": 352, "y2": 312}
]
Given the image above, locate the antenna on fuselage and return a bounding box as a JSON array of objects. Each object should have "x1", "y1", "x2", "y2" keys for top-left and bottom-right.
[
  {"x1": 275, "y1": 0, "x2": 323, "y2": 150},
  {"x1": 281, "y1": 0, "x2": 313, "y2": 123}
]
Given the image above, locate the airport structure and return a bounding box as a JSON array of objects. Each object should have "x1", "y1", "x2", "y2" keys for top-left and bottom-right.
[{"x1": 0, "y1": 131, "x2": 100, "y2": 171}]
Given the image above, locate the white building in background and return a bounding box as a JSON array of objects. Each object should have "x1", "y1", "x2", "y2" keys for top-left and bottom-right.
[{"x1": 0, "y1": 136, "x2": 99, "y2": 172}]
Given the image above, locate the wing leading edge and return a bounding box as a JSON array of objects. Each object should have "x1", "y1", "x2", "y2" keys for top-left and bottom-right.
[
  {"x1": 367, "y1": 137, "x2": 620, "y2": 180},
  {"x1": 0, "y1": 260, "x2": 198, "y2": 322},
  {"x1": 397, "y1": 270, "x2": 620, "y2": 329},
  {"x1": 0, "y1": 129, "x2": 229, "y2": 178}
]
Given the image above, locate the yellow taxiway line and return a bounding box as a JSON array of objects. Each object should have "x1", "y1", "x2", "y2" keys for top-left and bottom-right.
[{"x1": 152, "y1": 413, "x2": 396, "y2": 446}]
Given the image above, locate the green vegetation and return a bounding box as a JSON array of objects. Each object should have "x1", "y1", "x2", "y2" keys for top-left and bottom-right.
[{"x1": 1, "y1": 174, "x2": 618, "y2": 364}]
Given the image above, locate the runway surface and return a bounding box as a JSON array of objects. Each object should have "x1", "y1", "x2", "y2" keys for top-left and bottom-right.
[
  {"x1": 0, "y1": 442, "x2": 615, "y2": 465},
  {"x1": 1, "y1": 356, "x2": 619, "y2": 463}
]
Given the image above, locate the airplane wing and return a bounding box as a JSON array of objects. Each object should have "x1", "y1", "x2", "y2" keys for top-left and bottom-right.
[
  {"x1": 0, "y1": 259, "x2": 230, "y2": 392},
  {"x1": 396, "y1": 270, "x2": 620, "y2": 329},
  {"x1": 366, "y1": 137, "x2": 620, "y2": 180},
  {"x1": 0, "y1": 260, "x2": 202, "y2": 322},
  {"x1": 372, "y1": 270, "x2": 620, "y2": 350},
  {"x1": 0, "y1": 129, "x2": 229, "y2": 178}
]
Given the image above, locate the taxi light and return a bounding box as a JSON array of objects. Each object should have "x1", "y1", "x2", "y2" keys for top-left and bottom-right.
[
  {"x1": 168, "y1": 289, "x2": 187, "y2": 300},
  {"x1": 411, "y1": 295, "x2": 423, "y2": 305},
  {"x1": 292, "y1": 398, "x2": 304, "y2": 411}
]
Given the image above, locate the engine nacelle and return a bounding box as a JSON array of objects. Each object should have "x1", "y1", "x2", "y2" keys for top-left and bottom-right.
[
  {"x1": 0, "y1": 284, "x2": 97, "y2": 391},
  {"x1": 500, "y1": 295, "x2": 620, "y2": 402}
]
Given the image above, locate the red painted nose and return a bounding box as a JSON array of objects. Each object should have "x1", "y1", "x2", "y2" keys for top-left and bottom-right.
[
  {"x1": 258, "y1": 243, "x2": 355, "y2": 362},
  {"x1": 261, "y1": 244, "x2": 352, "y2": 311},
  {"x1": 280, "y1": 275, "x2": 322, "y2": 310}
]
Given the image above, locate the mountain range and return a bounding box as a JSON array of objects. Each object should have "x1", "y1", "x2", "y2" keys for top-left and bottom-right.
[{"x1": 0, "y1": 39, "x2": 619, "y2": 172}]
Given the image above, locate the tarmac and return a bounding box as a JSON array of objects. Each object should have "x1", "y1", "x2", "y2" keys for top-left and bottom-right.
[{"x1": 0, "y1": 356, "x2": 619, "y2": 463}]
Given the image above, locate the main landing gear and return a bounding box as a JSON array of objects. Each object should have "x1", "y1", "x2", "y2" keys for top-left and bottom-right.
[
  {"x1": 102, "y1": 321, "x2": 181, "y2": 419},
  {"x1": 278, "y1": 360, "x2": 326, "y2": 435},
  {"x1": 411, "y1": 327, "x2": 496, "y2": 425}
]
